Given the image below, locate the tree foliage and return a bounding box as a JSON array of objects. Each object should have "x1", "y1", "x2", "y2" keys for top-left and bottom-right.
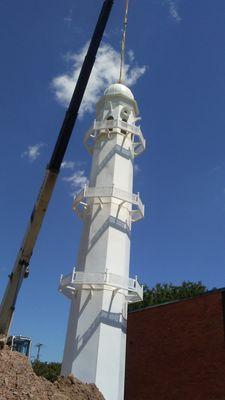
[
  {"x1": 32, "y1": 360, "x2": 61, "y2": 382},
  {"x1": 129, "y1": 281, "x2": 207, "y2": 312}
]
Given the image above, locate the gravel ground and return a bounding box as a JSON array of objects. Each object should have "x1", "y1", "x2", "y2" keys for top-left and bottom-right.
[{"x1": 0, "y1": 347, "x2": 104, "y2": 400}]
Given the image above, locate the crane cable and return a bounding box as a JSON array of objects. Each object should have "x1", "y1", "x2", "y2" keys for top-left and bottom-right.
[{"x1": 118, "y1": 0, "x2": 129, "y2": 83}]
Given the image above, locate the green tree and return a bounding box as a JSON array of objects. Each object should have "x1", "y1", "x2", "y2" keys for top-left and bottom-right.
[
  {"x1": 129, "y1": 281, "x2": 207, "y2": 312},
  {"x1": 32, "y1": 360, "x2": 61, "y2": 382}
]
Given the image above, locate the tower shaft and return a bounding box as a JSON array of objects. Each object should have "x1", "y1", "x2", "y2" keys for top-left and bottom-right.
[{"x1": 60, "y1": 83, "x2": 145, "y2": 400}]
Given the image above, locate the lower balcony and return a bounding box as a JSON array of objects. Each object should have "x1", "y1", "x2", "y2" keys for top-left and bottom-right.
[{"x1": 59, "y1": 268, "x2": 143, "y2": 304}]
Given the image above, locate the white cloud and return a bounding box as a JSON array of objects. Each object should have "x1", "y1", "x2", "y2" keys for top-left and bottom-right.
[
  {"x1": 21, "y1": 143, "x2": 45, "y2": 162},
  {"x1": 134, "y1": 164, "x2": 141, "y2": 175},
  {"x1": 128, "y1": 49, "x2": 135, "y2": 63},
  {"x1": 52, "y1": 42, "x2": 147, "y2": 117},
  {"x1": 167, "y1": 0, "x2": 182, "y2": 23},
  {"x1": 61, "y1": 160, "x2": 75, "y2": 170},
  {"x1": 64, "y1": 8, "x2": 72, "y2": 26},
  {"x1": 63, "y1": 169, "x2": 88, "y2": 197}
]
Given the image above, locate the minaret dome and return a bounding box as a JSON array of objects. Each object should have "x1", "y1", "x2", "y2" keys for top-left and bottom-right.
[
  {"x1": 104, "y1": 82, "x2": 134, "y2": 100},
  {"x1": 96, "y1": 82, "x2": 139, "y2": 120}
]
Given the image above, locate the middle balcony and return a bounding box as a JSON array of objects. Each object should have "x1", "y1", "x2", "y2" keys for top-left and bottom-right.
[{"x1": 72, "y1": 185, "x2": 145, "y2": 223}]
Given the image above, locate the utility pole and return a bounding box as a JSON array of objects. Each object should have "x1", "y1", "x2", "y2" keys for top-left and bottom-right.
[{"x1": 35, "y1": 343, "x2": 43, "y2": 362}]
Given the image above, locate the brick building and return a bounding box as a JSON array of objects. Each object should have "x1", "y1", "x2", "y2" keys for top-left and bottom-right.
[{"x1": 125, "y1": 289, "x2": 225, "y2": 400}]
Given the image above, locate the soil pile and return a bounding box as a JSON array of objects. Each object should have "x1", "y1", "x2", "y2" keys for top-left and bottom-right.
[{"x1": 0, "y1": 347, "x2": 104, "y2": 400}]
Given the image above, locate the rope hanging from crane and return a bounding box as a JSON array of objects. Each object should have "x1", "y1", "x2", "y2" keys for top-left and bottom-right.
[{"x1": 118, "y1": 0, "x2": 130, "y2": 83}]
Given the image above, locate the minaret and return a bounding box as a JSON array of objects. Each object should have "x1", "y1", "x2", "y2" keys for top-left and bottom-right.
[{"x1": 59, "y1": 82, "x2": 145, "y2": 400}]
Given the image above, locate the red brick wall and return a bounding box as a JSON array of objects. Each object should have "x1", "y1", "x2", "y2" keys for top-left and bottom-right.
[{"x1": 125, "y1": 291, "x2": 225, "y2": 400}]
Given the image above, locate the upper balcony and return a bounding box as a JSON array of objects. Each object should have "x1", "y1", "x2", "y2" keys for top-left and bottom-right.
[{"x1": 84, "y1": 118, "x2": 146, "y2": 157}]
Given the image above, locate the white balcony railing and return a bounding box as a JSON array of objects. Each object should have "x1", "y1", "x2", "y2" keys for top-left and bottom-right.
[
  {"x1": 72, "y1": 185, "x2": 144, "y2": 222},
  {"x1": 59, "y1": 268, "x2": 143, "y2": 304},
  {"x1": 84, "y1": 118, "x2": 146, "y2": 157}
]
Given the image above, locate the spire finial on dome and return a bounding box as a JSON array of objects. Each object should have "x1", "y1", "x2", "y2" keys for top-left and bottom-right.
[{"x1": 118, "y1": 0, "x2": 130, "y2": 84}]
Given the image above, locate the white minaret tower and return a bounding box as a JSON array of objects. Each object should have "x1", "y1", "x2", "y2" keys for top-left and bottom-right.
[{"x1": 59, "y1": 82, "x2": 145, "y2": 400}]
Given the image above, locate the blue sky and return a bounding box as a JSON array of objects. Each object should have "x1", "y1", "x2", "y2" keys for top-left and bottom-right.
[{"x1": 0, "y1": 0, "x2": 225, "y2": 361}]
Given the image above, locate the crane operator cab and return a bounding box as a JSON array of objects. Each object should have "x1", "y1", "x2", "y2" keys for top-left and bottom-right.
[{"x1": 7, "y1": 335, "x2": 31, "y2": 357}]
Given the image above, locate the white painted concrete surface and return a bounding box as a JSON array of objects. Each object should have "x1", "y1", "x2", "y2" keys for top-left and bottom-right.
[{"x1": 60, "y1": 83, "x2": 145, "y2": 400}]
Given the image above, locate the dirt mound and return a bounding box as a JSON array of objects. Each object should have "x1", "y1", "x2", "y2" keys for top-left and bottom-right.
[{"x1": 0, "y1": 347, "x2": 104, "y2": 400}]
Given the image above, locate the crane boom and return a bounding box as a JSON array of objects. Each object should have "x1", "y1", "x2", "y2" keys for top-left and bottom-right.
[{"x1": 0, "y1": 0, "x2": 114, "y2": 341}]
